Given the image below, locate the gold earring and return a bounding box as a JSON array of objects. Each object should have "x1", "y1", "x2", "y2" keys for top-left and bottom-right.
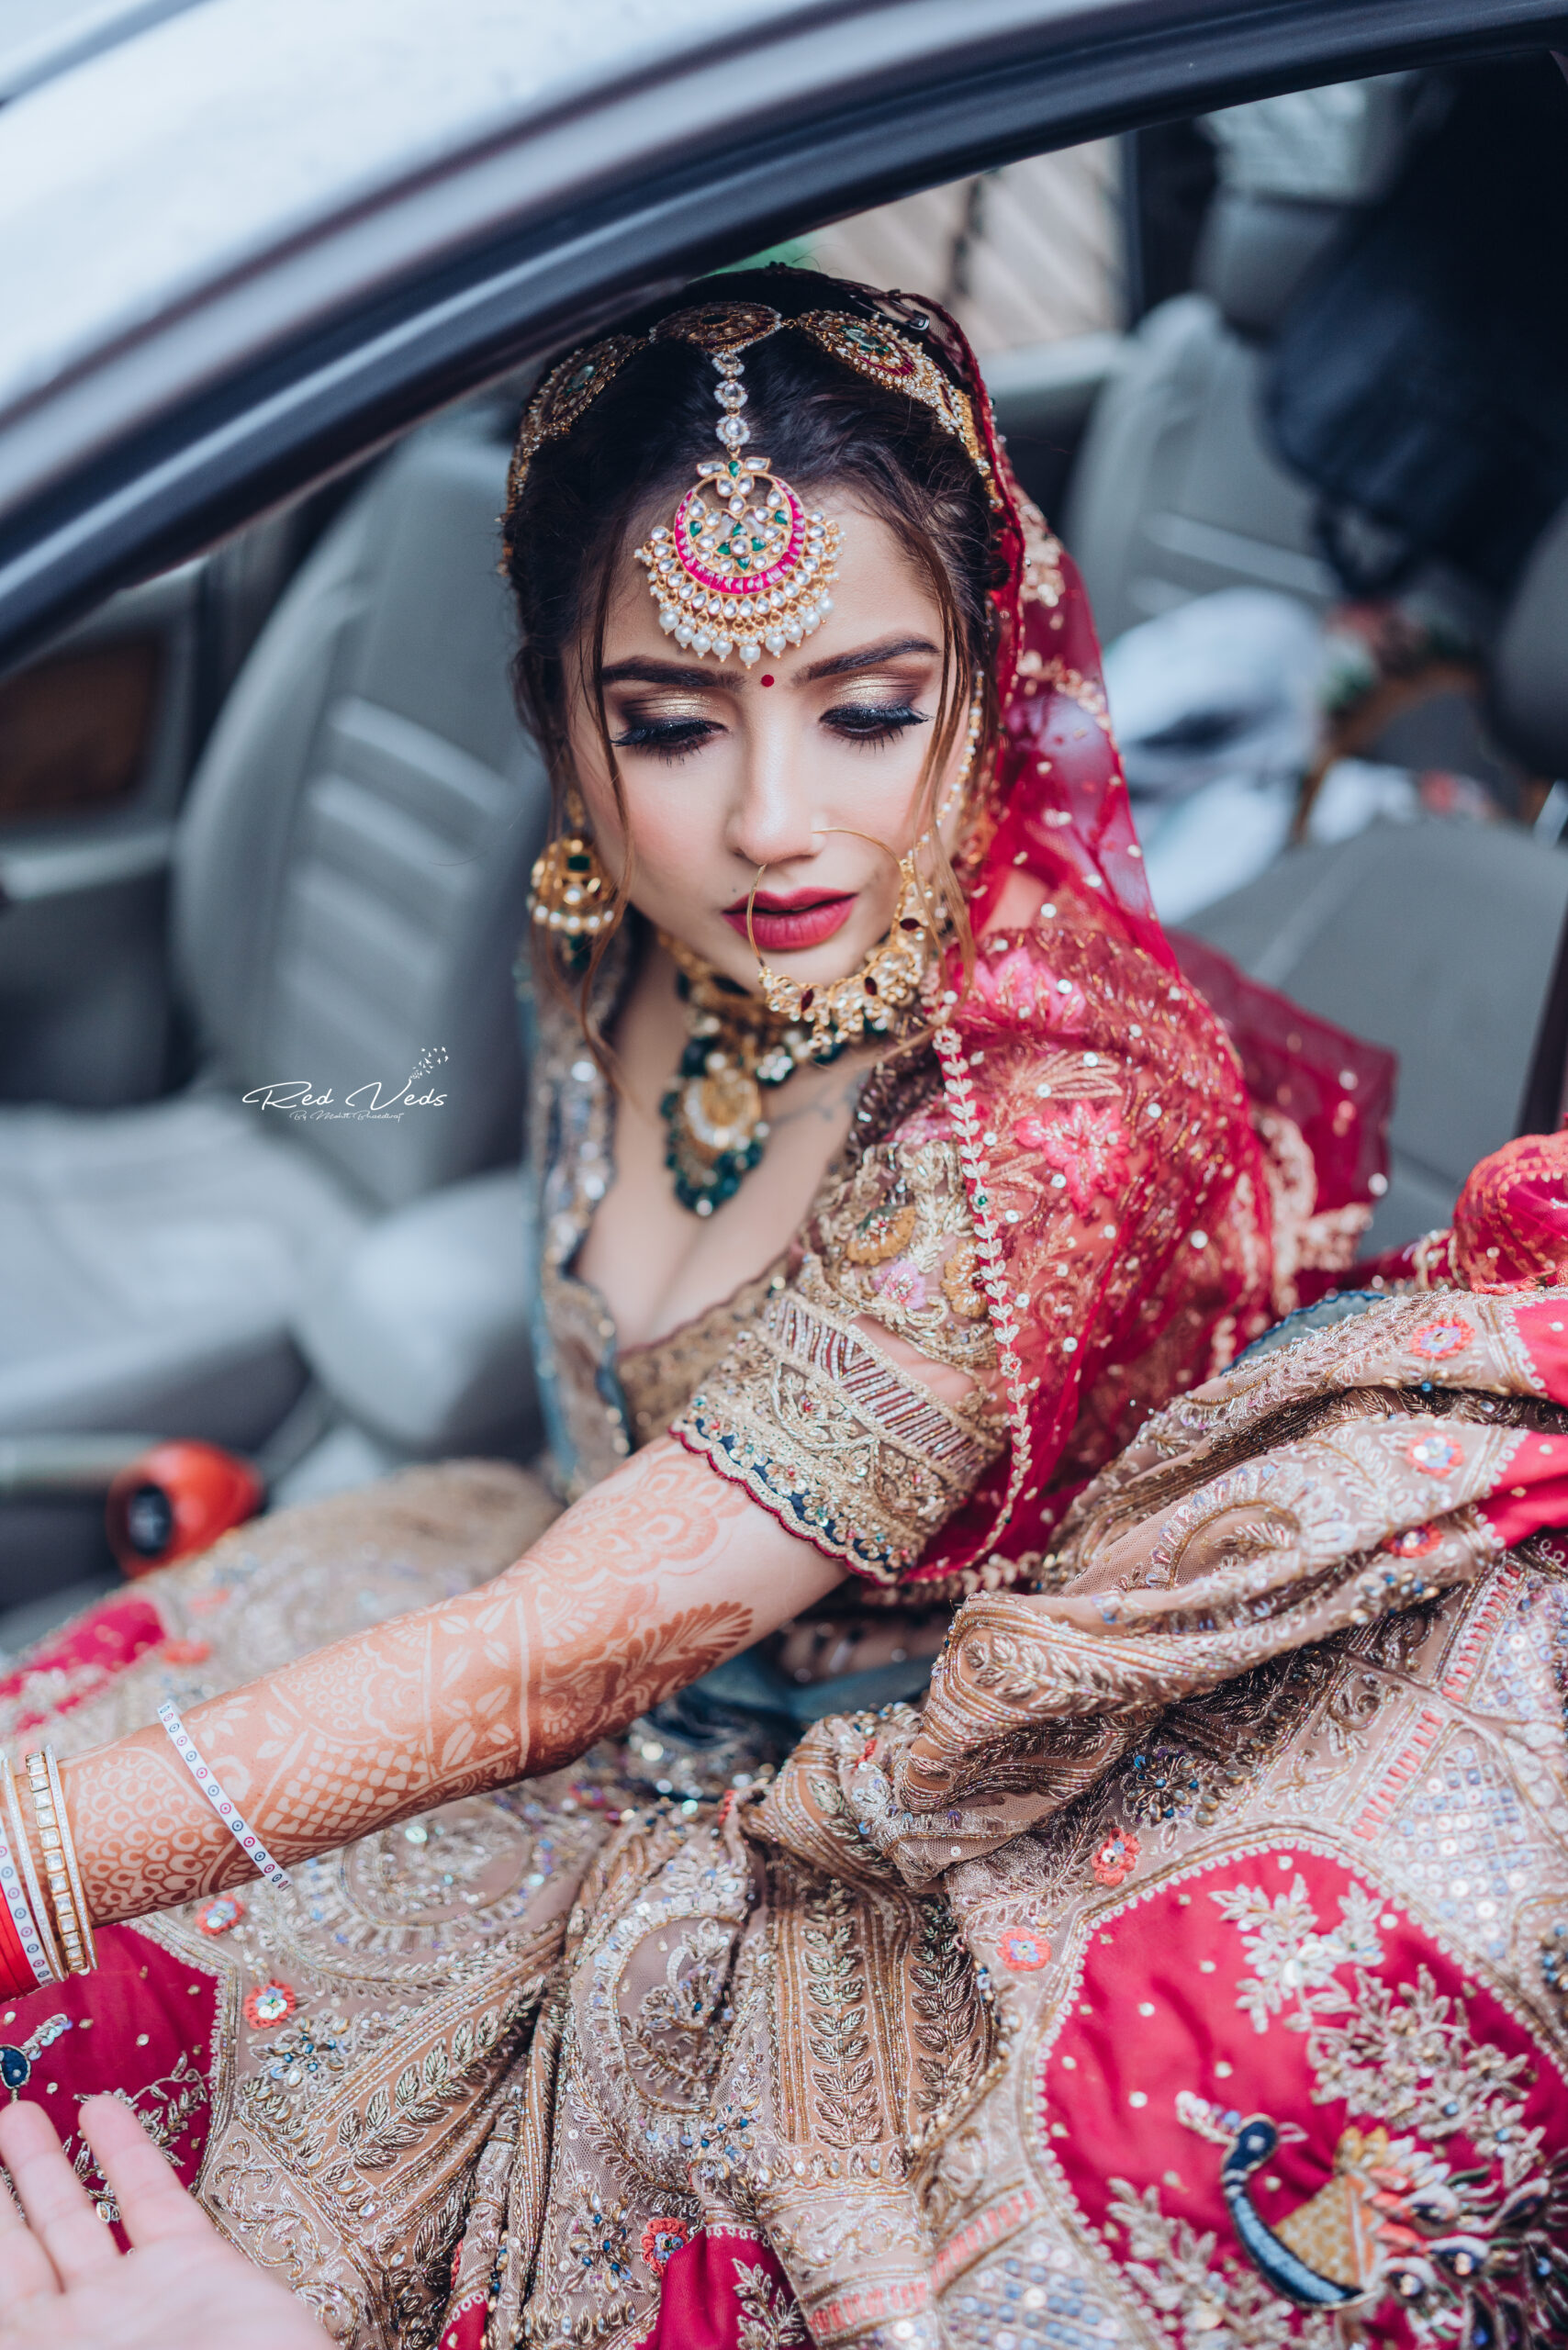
[{"x1": 530, "y1": 788, "x2": 615, "y2": 954}]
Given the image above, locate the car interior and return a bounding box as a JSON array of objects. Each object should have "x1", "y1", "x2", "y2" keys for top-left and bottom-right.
[{"x1": 2, "y1": 54, "x2": 1565, "y2": 1641}]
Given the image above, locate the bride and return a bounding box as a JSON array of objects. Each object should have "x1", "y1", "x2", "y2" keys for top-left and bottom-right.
[{"x1": 0, "y1": 270, "x2": 1563, "y2": 2350}]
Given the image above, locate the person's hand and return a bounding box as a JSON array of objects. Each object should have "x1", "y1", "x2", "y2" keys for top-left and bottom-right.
[{"x1": 0, "y1": 2094, "x2": 332, "y2": 2349}]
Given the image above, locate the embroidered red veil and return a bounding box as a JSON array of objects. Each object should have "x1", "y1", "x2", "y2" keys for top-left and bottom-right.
[{"x1": 832, "y1": 285, "x2": 1398, "y2": 1587}]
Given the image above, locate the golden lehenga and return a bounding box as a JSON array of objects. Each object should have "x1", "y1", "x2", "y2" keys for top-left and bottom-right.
[{"x1": 4, "y1": 940, "x2": 1566, "y2": 2350}]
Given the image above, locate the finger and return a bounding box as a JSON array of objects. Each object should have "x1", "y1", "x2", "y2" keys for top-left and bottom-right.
[
  {"x1": 0, "y1": 2098, "x2": 120, "y2": 2288},
  {"x1": 78, "y1": 2095, "x2": 216, "y2": 2248},
  {"x1": 0, "y1": 2143, "x2": 63, "y2": 2306}
]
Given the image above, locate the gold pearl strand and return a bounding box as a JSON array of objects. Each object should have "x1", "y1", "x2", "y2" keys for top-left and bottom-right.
[
  {"x1": 746, "y1": 847, "x2": 937, "y2": 1056},
  {"x1": 937, "y1": 685, "x2": 985, "y2": 829},
  {"x1": 529, "y1": 787, "x2": 613, "y2": 954}
]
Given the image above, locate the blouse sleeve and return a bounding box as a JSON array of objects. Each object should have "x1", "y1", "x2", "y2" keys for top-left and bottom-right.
[
  {"x1": 674, "y1": 892, "x2": 1289, "y2": 1590},
  {"x1": 671, "y1": 1077, "x2": 1007, "y2": 1584}
]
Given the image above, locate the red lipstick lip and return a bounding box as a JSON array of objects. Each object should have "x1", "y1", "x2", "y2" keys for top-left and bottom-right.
[
  {"x1": 721, "y1": 891, "x2": 856, "y2": 951},
  {"x1": 723, "y1": 890, "x2": 853, "y2": 914}
]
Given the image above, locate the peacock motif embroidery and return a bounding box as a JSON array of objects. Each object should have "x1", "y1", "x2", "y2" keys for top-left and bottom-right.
[{"x1": 1156, "y1": 1873, "x2": 1568, "y2": 2340}]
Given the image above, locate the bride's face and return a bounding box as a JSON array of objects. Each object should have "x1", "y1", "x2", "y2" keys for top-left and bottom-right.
[{"x1": 566, "y1": 497, "x2": 971, "y2": 990}]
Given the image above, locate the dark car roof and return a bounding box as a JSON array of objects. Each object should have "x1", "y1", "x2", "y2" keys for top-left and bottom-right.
[{"x1": 0, "y1": 0, "x2": 1561, "y2": 668}]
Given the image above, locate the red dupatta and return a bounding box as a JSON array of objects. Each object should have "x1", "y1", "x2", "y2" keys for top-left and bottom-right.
[{"x1": 837, "y1": 288, "x2": 1395, "y2": 1587}]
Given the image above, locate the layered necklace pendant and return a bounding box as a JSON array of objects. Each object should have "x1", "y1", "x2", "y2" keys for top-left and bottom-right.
[
  {"x1": 658, "y1": 937, "x2": 842, "y2": 1217},
  {"x1": 656, "y1": 851, "x2": 944, "y2": 1217}
]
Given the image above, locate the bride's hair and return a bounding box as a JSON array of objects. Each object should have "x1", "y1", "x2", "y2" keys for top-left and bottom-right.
[{"x1": 499, "y1": 268, "x2": 1000, "y2": 996}]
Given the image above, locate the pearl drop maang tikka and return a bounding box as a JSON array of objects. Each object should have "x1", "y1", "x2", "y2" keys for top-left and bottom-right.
[{"x1": 633, "y1": 302, "x2": 842, "y2": 668}]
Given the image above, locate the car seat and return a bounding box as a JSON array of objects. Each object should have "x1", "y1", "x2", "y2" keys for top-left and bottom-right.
[
  {"x1": 0, "y1": 407, "x2": 550, "y2": 1603},
  {"x1": 1185, "y1": 493, "x2": 1568, "y2": 1253},
  {"x1": 1059, "y1": 200, "x2": 1338, "y2": 643},
  {"x1": 1059, "y1": 80, "x2": 1421, "y2": 643}
]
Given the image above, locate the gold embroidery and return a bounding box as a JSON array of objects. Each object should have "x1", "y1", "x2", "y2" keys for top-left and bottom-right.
[
  {"x1": 619, "y1": 1257, "x2": 788, "y2": 1449},
  {"x1": 1016, "y1": 497, "x2": 1066, "y2": 610},
  {"x1": 70, "y1": 2051, "x2": 209, "y2": 2220},
  {"x1": 810, "y1": 1122, "x2": 998, "y2": 1378},
  {"x1": 802, "y1": 1881, "x2": 882, "y2": 2154},
  {"x1": 329, "y1": 1995, "x2": 532, "y2": 2175},
  {"x1": 14, "y1": 1308, "x2": 1568, "y2": 2350},
  {"x1": 675, "y1": 1288, "x2": 1002, "y2": 1581},
  {"x1": 845, "y1": 1203, "x2": 918, "y2": 1266},
  {"x1": 908, "y1": 1894, "x2": 990, "y2": 2127},
  {"x1": 733, "y1": 2254, "x2": 808, "y2": 2345},
  {"x1": 942, "y1": 1243, "x2": 990, "y2": 1321},
  {"x1": 1254, "y1": 1105, "x2": 1372, "y2": 1315}
]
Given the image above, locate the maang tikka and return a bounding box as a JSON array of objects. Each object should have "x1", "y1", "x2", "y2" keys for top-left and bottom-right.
[{"x1": 633, "y1": 303, "x2": 842, "y2": 668}]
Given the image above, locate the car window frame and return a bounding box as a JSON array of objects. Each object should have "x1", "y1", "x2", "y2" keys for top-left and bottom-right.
[{"x1": 0, "y1": 0, "x2": 1560, "y2": 675}]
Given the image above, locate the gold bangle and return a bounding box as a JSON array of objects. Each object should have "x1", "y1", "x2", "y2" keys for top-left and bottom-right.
[
  {"x1": 0, "y1": 1756, "x2": 61, "y2": 1986},
  {"x1": 25, "y1": 1749, "x2": 95, "y2": 1975},
  {"x1": 43, "y1": 1750, "x2": 96, "y2": 1974}
]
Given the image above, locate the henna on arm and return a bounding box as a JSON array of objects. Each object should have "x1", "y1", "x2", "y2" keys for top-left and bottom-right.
[{"x1": 59, "y1": 1438, "x2": 844, "y2": 1925}]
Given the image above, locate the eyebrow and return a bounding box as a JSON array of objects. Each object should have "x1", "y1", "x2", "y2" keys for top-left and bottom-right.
[
  {"x1": 599, "y1": 656, "x2": 747, "y2": 691},
  {"x1": 598, "y1": 632, "x2": 940, "y2": 694},
  {"x1": 801, "y1": 633, "x2": 940, "y2": 681}
]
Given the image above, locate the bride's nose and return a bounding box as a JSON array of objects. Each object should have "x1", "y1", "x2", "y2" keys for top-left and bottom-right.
[{"x1": 722, "y1": 733, "x2": 822, "y2": 872}]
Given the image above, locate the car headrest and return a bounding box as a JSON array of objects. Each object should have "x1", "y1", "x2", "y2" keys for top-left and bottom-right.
[
  {"x1": 1202, "y1": 77, "x2": 1420, "y2": 205},
  {"x1": 1193, "y1": 191, "x2": 1347, "y2": 338},
  {"x1": 1194, "y1": 75, "x2": 1427, "y2": 338},
  {"x1": 1490, "y1": 499, "x2": 1568, "y2": 778}
]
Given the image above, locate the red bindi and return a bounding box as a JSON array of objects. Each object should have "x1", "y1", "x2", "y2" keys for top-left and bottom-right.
[{"x1": 759, "y1": 675, "x2": 775, "y2": 687}]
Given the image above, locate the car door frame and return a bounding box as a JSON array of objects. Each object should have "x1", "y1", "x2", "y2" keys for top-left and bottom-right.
[{"x1": 0, "y1": 0, "x2": 1562, "y2": 675}]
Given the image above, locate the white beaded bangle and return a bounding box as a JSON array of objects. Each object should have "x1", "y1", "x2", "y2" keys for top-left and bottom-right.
[{"x1": 157, "y1": 1702, "x2": 292, "y2": 1892}]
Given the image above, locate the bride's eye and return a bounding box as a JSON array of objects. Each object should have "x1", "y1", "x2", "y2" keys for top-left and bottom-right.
[
  {"x1": 610, "y1": 715, "x2": 720, "y2": 762},
  {"x1": 824, "y1": 700, "x2": 930, "y2": 747}
]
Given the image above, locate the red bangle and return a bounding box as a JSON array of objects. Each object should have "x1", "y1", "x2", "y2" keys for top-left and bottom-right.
[
  {"x1": 0, "y1": 1930, "x2": 34, "y2": 2001},
  {"x1": 0, "y1": 1852, "x2": 39, "y2": 2000},
  {"x1": 0, "y1": 1761, "x2": 61, "y2": 1988}
]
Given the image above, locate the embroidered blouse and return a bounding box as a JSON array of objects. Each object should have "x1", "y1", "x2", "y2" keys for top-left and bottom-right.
[{"x1": 522, "y1": 880, "x2": 1295, "y2": 1598}]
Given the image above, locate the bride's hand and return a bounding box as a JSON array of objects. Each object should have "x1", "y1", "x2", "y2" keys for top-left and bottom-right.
[{"x1": 0, "y1": 2095, "x2": 331, "y2": 2349}]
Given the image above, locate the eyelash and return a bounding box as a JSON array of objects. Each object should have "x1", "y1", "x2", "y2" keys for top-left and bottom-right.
[
  {"x1": 826, "y1": 700, "x2": 928, "y2": 747},
  {"x1": 610, "y1": 717, "x2": 714, "y2": 763},
  {"x1": 610, "y1": 702, "x2": 929, "y2": 764}
]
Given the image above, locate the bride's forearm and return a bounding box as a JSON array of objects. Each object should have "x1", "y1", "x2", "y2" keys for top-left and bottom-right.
[{"x1": 56, "y1": 1439, "x2": 838, "y2": 1926}]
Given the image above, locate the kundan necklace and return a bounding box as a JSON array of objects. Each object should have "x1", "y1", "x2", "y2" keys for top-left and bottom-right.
[
  {"x1": 657, "y1": 933, "x2": 837, "y2": 1216},
  {"x1": 657, "y1": 845, "x2": 943, "y2": 1216}
]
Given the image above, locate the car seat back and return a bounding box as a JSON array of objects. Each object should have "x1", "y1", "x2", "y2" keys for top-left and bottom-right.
[
  {"x1": 1491, "y1": 496, "x2": 1568, "y2": 1135},
  {"x1": 1181, "y1": 341, "x2": 1568, "y2": 1249},
  {"x1": 1060, "y1": 275, "x2": 1334, "y2": 645},
  {"x1": 1186, "y1": 817, "x2": 1568, "y2": 1249},
  {"x1": 1062, "y1": 80, "x2": 1420, "y2": 643},
  {"x1": 173, "y1": 411, "x2": 548, "y2": 1212}
]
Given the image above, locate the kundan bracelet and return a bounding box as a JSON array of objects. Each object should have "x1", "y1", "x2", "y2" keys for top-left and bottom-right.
[
  {"x1": 24, "y1": 1748, "x2": 96, "y2": 1975},
  {"x1": 157, "y1": 1701, "x2": 292, "y2": 1890}
]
